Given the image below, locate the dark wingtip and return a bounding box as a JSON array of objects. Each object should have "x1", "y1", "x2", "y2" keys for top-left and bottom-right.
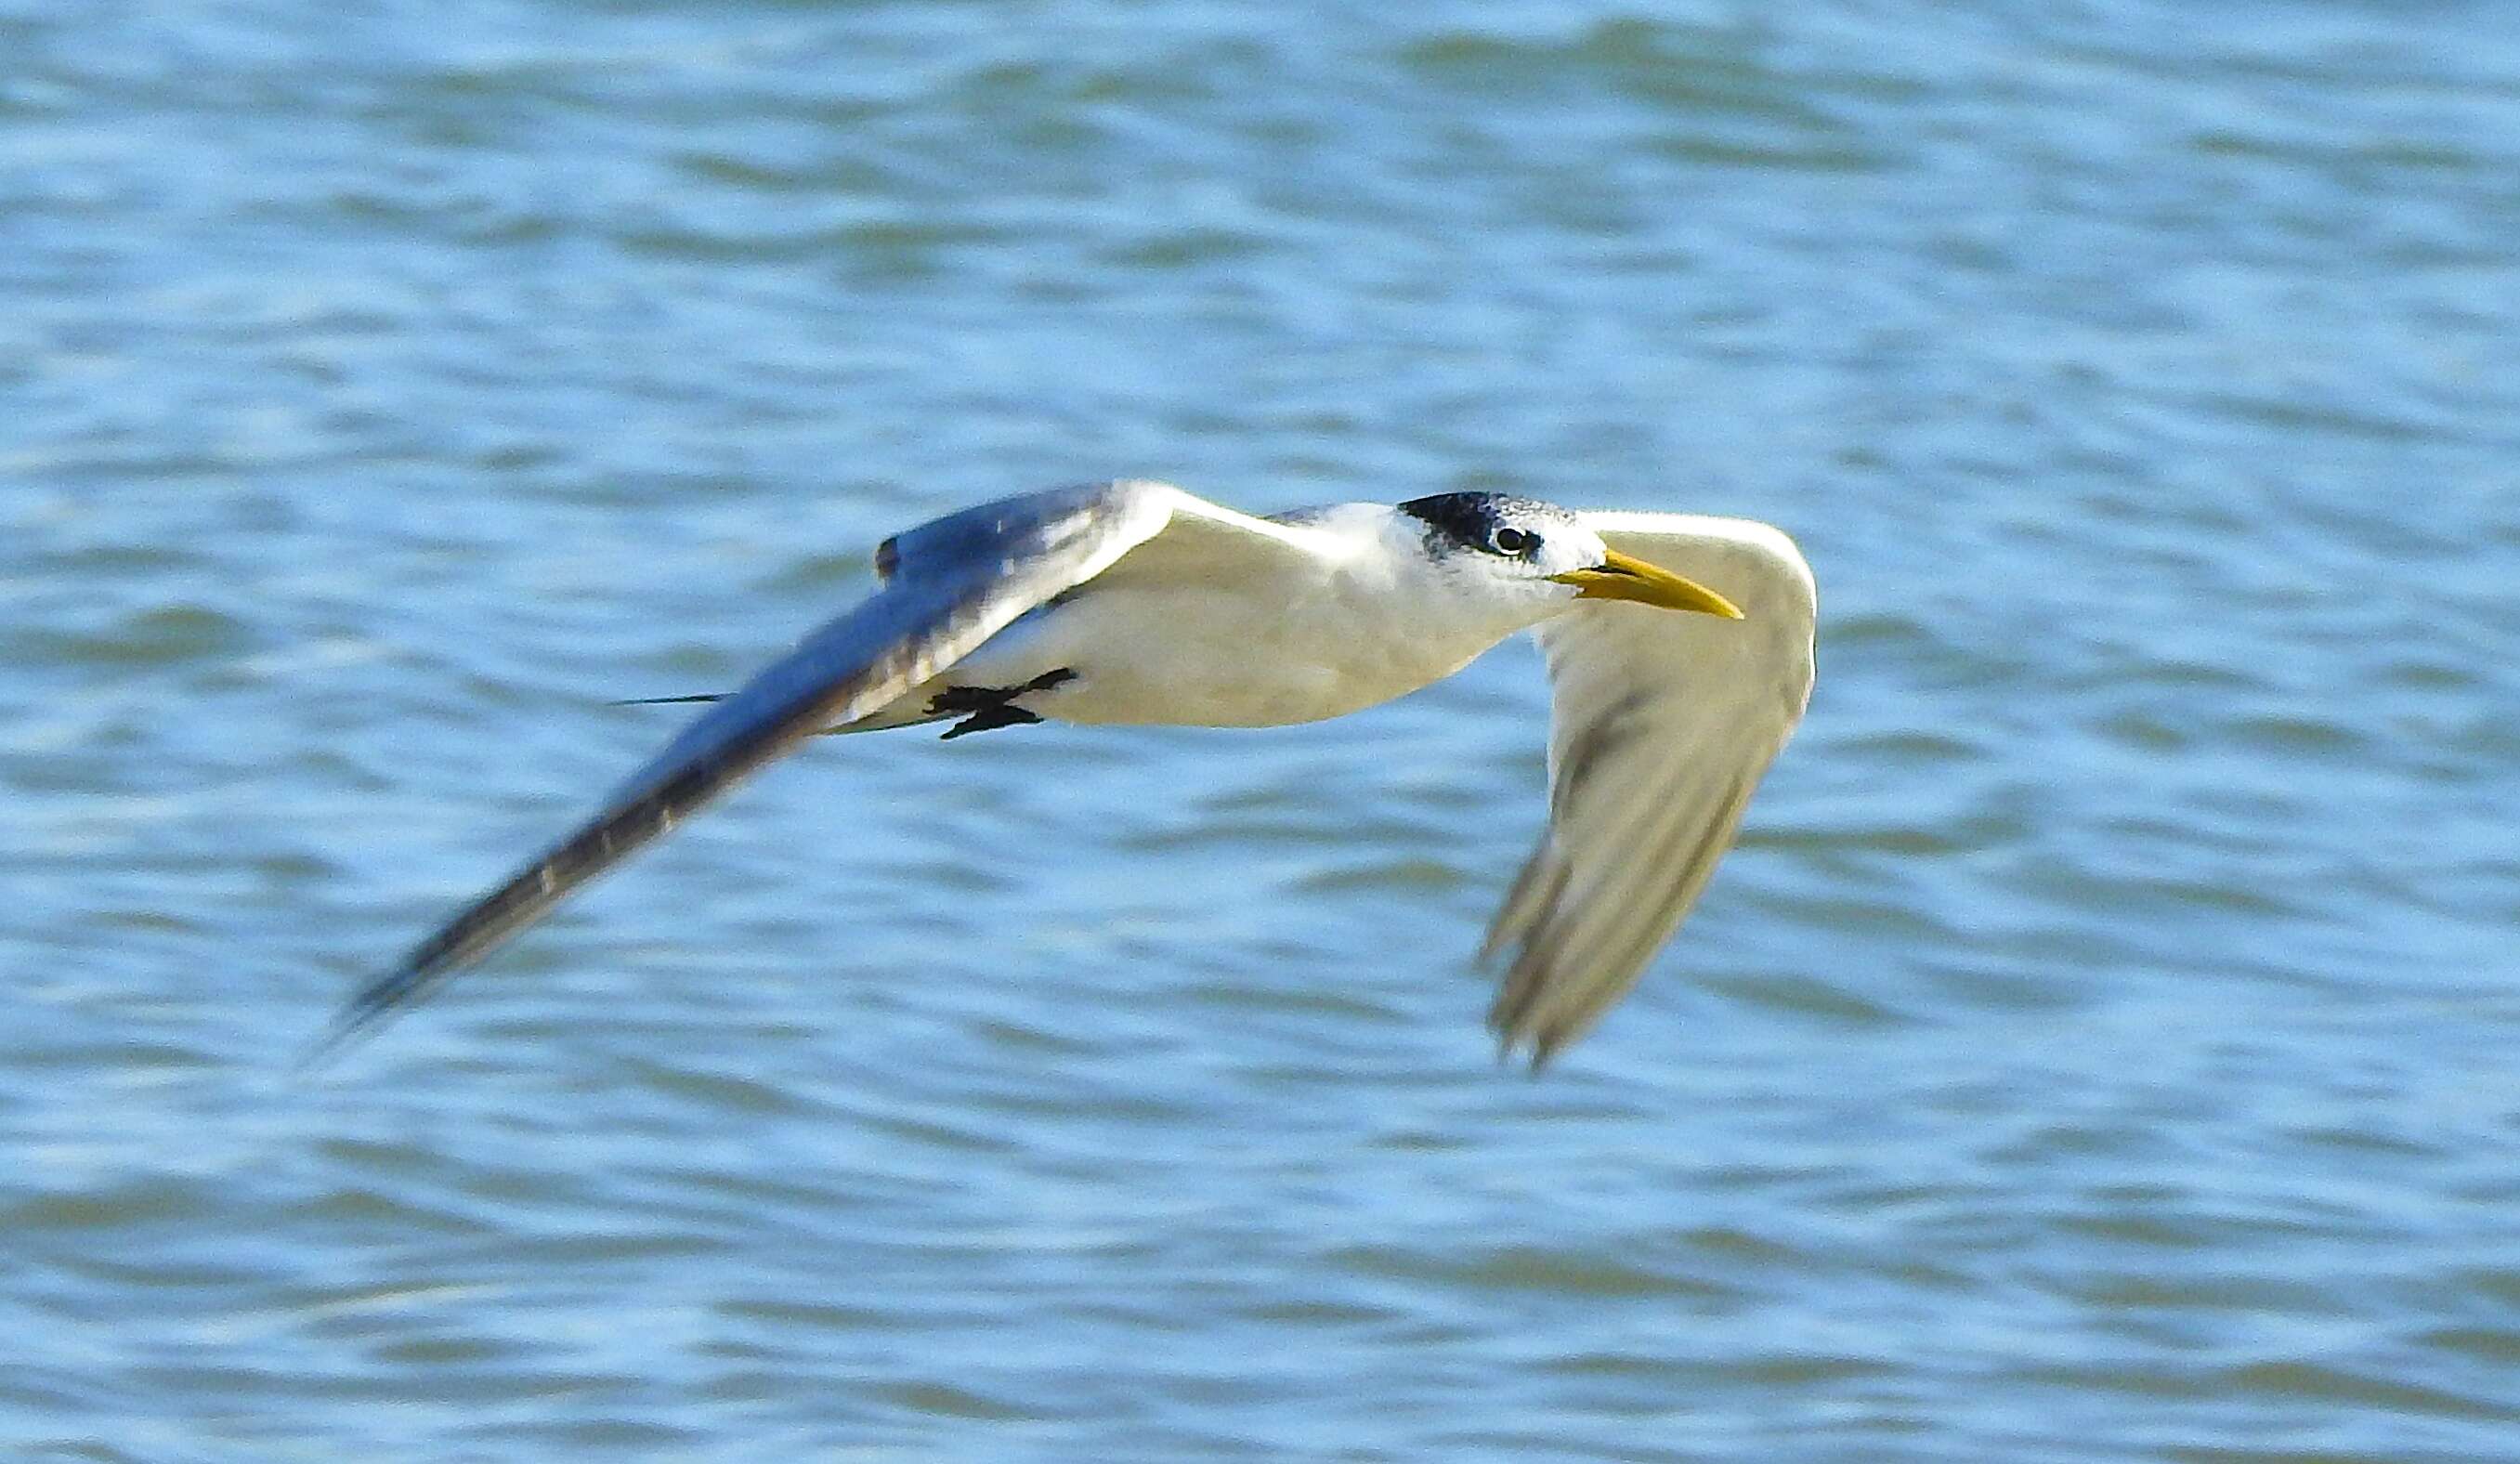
[
  {"x1": 295, "y1": 964, "x2": 430, "y2": 1074},
  {"x1": 608, "y1": 694, "x2": 725, "y2": 707},
  {"x1": 1488, "y1": 1027, "x2": 1559, "y2": 1077},
  {"x1": 295, "y1": 1001, "x2": 376, "y2": 1076}
]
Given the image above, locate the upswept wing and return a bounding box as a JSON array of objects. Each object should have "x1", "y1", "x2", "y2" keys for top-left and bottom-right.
[
  {"x1": 1484, "y1": 515, "x2": 1816, "y2": 1065},
  {"x1": 1084, "y1": 489, "x2": 1340, "y2": 590},
  {"x1": 318, "y1": 479, "x2": 1186, "y2": 1057}
]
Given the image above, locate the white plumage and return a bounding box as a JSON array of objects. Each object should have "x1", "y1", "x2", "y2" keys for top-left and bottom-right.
[{"x1": 324, "y1": 480, "x2": 1815, "y2": 1067}]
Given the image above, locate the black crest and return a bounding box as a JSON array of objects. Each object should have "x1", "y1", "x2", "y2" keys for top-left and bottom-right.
[{"x1": 1397, "y1": 492, "x2": 1570, "y2": 554}]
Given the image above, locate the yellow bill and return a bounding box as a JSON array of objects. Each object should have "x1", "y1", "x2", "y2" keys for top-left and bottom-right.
[{"x1": 1549, "y1": 550, "x2": 1743, "y2": 619}]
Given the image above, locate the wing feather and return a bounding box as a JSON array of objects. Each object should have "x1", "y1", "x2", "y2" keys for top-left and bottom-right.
[
  {"x1": 316, "y1": 480, "x2": 1178, "y2": 1057},
  {"x1": 1484, "y1": 516, "x2": 1816, "y2": 1065}
]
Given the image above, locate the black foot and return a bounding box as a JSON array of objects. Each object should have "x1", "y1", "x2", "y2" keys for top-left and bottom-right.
[{"x1": 932, "y1": 669, "x2": 1076, "y2": 740}]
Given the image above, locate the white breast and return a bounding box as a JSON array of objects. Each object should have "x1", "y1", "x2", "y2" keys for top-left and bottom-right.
[{"x1": 942, "y1": 504, "x2": 1537, "y2": 728}]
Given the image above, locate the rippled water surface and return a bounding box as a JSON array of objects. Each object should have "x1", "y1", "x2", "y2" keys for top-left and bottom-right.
[{"x1": 9, "y1": 3, "x2": 2520, "y2": 1458}]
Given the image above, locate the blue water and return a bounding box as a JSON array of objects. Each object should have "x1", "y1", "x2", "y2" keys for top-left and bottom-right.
[{"x1": 7, "y1": 3, "x2": 2520, "y2": 1458}]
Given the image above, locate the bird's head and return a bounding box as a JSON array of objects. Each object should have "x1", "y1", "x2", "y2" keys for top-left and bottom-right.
[{"x1": 1395, "y1": 492, "x2": 1743, "y2": 620}]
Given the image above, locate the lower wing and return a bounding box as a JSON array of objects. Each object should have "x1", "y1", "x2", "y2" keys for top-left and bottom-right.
[{"x1": 316, "y1": 480, "x2": 1186, "y2": 1058}]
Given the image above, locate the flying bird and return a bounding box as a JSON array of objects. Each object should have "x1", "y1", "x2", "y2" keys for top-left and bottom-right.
[{"x1": 325, "y1": 480, "x2": 1815, "y2": 1066}]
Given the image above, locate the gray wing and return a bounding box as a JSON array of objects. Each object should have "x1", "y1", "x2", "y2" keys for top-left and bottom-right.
[
  {"x1": 316, "y1": 480, "x2": 1176, "y2": 1058},
  {"x1": 1484, "y1": 515, "x2": 1816, "y2": 1067}
]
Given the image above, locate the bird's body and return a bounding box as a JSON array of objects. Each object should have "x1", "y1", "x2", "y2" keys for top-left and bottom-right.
[
  {"x1": 887, "y1": 503, "x2": 1555, "y2": 731},
  {"x1": 326, "y1": 481, "x2": 1814, "y2": 1066}
]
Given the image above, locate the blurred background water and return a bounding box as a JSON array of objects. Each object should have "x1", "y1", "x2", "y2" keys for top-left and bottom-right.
[{"x1": 7, "y1": 1, "x2": 2519, "y2": 1458}]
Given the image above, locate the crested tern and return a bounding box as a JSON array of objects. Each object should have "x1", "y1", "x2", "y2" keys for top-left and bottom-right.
[{"x1": 325, "y1": 480, "x2": 1815, "y2": 1066}]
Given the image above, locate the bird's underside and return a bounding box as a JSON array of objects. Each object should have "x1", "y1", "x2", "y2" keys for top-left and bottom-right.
[{"x1": 320, "y1": 479, "x2": 1815, "y2": 1069}]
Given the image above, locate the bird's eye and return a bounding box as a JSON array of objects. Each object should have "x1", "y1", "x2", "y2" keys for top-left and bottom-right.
[{"x1": 1492, "y1": 527, "x2": 1535, "y2": 556}]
